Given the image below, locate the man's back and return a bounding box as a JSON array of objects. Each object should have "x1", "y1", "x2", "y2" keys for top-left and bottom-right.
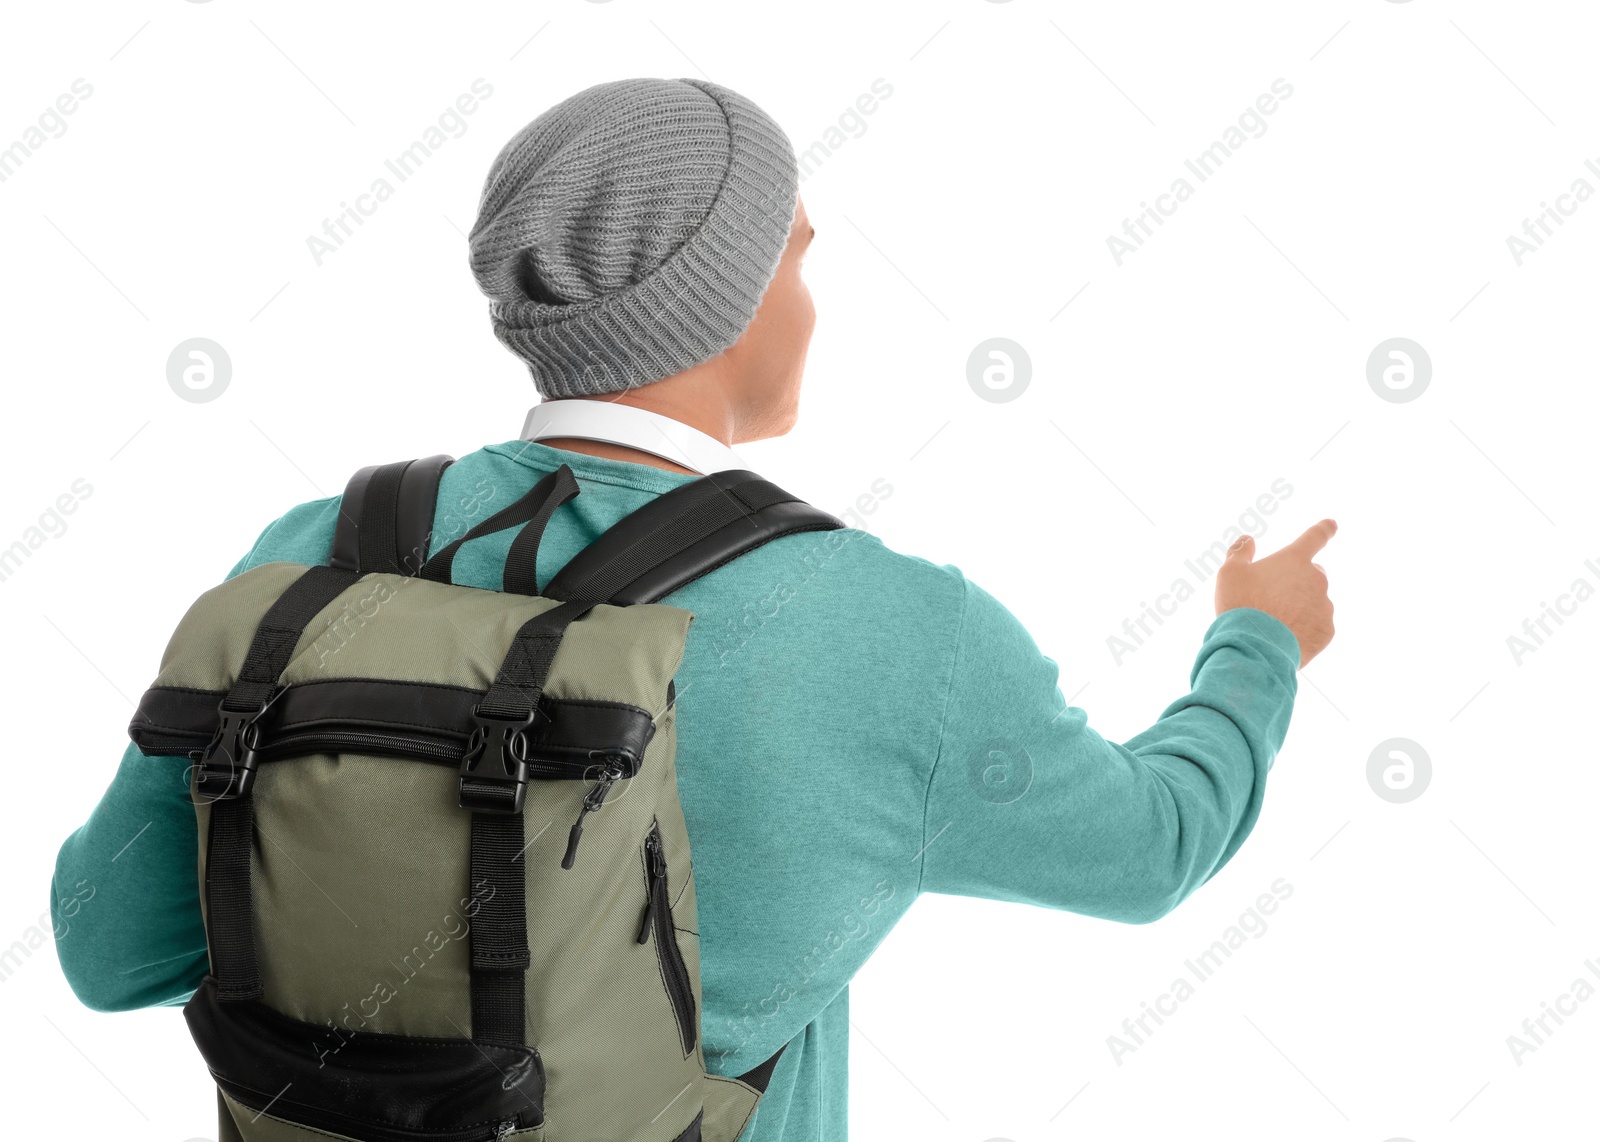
[{"x1": 53, "y1": 438, "x2": 1301, "y2": 1140}]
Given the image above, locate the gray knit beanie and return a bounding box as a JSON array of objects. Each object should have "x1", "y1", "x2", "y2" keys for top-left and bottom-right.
[{"x1": 468, "y1": 77, "x2": 800, "y2": 398}]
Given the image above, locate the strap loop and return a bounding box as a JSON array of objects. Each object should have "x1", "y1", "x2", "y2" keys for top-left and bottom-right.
[
  {"x1": 418, "y1": 465, "x2": 579, "y2": 589},
  {"x1": 501, "y1": 465, "x2": 580, "y2": 595}
]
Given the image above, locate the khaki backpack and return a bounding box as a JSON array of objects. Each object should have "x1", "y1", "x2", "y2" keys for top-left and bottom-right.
[{"x1": 128, "y1": 457, "x2": 840, "y2": 1142}]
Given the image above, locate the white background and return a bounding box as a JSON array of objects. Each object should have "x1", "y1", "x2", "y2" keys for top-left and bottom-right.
[{"x1": 2, "y1": 1, "x2": 1597, "y2": 1139}]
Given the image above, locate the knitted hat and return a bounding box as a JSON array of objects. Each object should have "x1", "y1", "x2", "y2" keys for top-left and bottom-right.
[{"x1": 468, "y1": 77, "x2": 800, "y2": 398}]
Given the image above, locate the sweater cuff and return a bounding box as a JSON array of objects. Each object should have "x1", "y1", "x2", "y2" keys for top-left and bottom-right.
[{"x1": 1207, "y1": 607, "x2": 1301, "y2": 674}]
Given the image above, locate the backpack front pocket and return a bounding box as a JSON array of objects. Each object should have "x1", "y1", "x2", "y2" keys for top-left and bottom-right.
[
  {"x1": 638, "y1": 820, "x2": 698, "y2": 1055},
  {"x1": 186, "y1": 976, "x2": 542, "y2": 1141}
]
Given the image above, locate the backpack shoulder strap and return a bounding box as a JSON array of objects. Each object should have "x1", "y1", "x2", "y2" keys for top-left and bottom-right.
[
  {"x1": 541, "y1": 470, "x2": 842, "y2": 605},
  {"x1": 329, "y1": 454, "x2": 454, "y2": 575}
]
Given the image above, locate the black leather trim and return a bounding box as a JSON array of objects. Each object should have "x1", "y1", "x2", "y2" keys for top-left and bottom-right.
[
  {"x1": 127, "y1": 685, "x2": 227, "y2": 754},
  {"x1": 186, "y1": 976, "x2": 543, "y2": 1138},
  {"x1": 130, "y1": 680, "x2": 657, "y2": 775},
  {"x1": 671, "y1": 1110, "x2": 704, "y2": 1142}
]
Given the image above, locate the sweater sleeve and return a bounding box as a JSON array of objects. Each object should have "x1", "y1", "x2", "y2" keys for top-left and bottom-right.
[
  {"x1": 49, "y1": 497, "x2": 341, "y2": 1011},
  {"x1": 917, "y1": 575, "x2": 1300, "y2": 922}
]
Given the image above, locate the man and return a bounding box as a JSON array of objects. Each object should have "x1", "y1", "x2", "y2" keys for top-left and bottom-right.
[{"x1": 52, "y1": 77, "x2": 1335, "y2": 1139}]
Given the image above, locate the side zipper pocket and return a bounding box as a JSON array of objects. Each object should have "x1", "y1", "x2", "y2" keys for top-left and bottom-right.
[{"x1": 637, "y1": 822, "x2": 697, "y2": 1054}]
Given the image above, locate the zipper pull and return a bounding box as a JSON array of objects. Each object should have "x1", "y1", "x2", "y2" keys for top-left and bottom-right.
[
  {"x1": 638, "y1": 832, "x2": 666, "y2": 943},
  {"x1": 492, "y1": 1118, "x2": 516, "y2": 1142},
  {"x1": 560, "y1": 760, "x2": 622, "y2": 870},
  {"x1": 637, "y1": 893, "x2": 655, "y2": 944}
]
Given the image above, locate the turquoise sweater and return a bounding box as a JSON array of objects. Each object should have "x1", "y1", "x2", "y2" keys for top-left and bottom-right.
[{"x1": 51, "y1": 440, "x2": 1301, "y2": 1141}]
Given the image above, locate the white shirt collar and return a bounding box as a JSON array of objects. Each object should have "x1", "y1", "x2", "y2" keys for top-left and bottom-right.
[{"x1": 518, "y1": 400, "x2": 747, "y2": 476}]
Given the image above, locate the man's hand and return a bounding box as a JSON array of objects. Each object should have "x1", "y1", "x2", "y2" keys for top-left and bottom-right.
[{"x1": 1214, "y1": 519, "x2": 1338, "y2": 668}]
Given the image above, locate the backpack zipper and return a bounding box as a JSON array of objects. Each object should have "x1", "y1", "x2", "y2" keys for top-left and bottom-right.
[
  {"x1": 638, "y1": 824, "x2": 697, "y2": 1054},
  {"x1": 560, "y1": 756, "x2": 626, "y2": 869},
  {"x1": 264, "y1": 728, "x2": 461, "y2": 764},
  {"x1": 249, "y1": 727, "x2": 615, "y2": 781}
]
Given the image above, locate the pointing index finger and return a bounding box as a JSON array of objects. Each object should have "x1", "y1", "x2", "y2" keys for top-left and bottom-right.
[{"x1": 1286, "y1": 518, "x2": 1338, "y2": 559}]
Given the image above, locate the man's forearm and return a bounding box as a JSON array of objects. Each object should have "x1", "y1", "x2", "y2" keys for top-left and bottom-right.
[
  {"x1": 919, "y1": 581, "x2": 1300, "y2": 921},
  {"x1": 51, "y1": 742, "x2": 207, "y2": 1011}
]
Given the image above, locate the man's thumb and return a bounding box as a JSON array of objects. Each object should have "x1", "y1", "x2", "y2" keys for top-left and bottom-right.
[{"x1": 1224, "y1": 534, "x2": 1256, "y2": 566}]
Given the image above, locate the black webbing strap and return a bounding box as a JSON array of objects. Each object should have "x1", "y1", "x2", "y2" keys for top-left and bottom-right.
[
  {"x1": 476, "y1": 598, "x2": 596, "y2": 720},
  {"x1": 543, "y1": 475, "x2": 802, "y2": 605},
  {"x1": 466, "y1": 596, "x2": 597, "y2": 1045},
  {"x1": 418, "y1": 465, "x2": 579, "y2": 590},
  {"x1": 205, "y1": 797, "x2": 261, "y2": 1002},
  {"x1": 221, "y1": 565, "x2": 362, "y2": 712},
  {"x1": 200, "y1": 565, "x2": 361, "y2": 1002},
  {"x1": 467, "y1": 810, "x2": 530, "y2": 1046},
  {"x1": 501, "y1": 466, "x2": 580, "y2": 596}
]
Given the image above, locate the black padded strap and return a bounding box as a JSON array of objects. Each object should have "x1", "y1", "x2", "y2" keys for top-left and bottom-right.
[
  {"x1": 542, "y1": 471, "x2": 843, "y2": 606},
  {"x1": 393, "y1": 455, "x2": 455, "y2": 574},
  {"x1": 418, "y1": 465, "x2": 579, "y2": 589},
  {"x1": 329, "y1": 455, "x2": 454, "y2": 575},
  {"x1": 357, "y1": 462, "x2": 406, "y2": 576},
  {"x1": 502, "y1": 465, "x2": 580, "y2": 596}
]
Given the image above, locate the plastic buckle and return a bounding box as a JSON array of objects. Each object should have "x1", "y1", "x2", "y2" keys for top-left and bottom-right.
[
  {"x1": 458, "y1": 705, "x2": 541, "y2": 813},
  {"x1": 192, "y1": 702, "x2": 267, "y2": 803}
]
